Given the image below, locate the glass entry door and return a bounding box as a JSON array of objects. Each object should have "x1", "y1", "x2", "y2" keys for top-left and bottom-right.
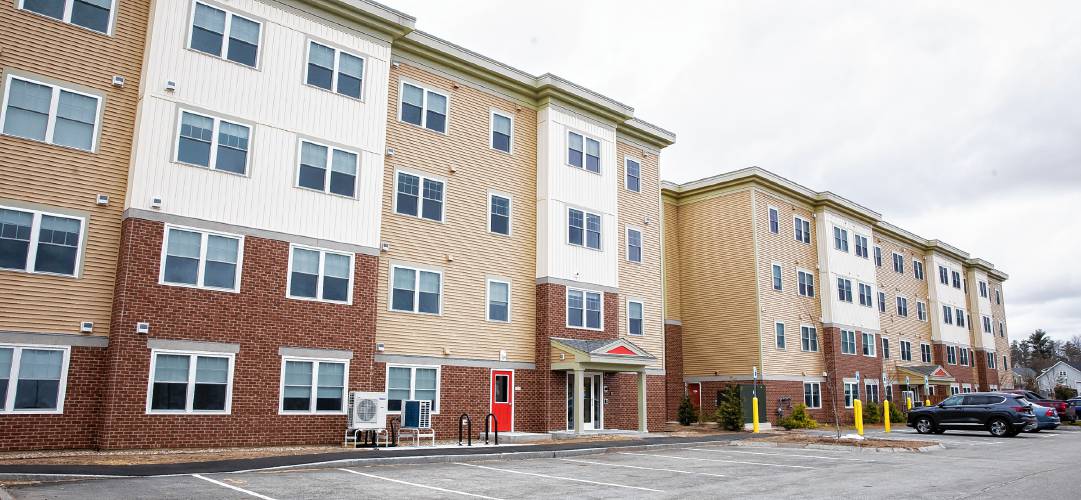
[{"x1": 567, "y1": 373, "x2": 603, "y2": 431}]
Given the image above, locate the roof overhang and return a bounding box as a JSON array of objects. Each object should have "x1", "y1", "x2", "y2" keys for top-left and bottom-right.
[
  {"x1": 897, "y1": 364, "x2": 956, "y2": 384},
  {"x1": 550, "y1": 337, "x2": 656, "y2": 372}
]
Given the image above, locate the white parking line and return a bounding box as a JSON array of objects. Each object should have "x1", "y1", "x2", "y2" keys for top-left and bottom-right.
[
  {"x1": 339, "y1": 468, "x2": 505, "y2": 499},
  {"x1": 192, "y1": 474, "x2": 277, "y2": 500},
  {"x1": 560, "y1": 458, "x2": 727, "y2": 477},
  {"x1": 688, "y1": 447, "x2": 870, "y2": 462},
  {"x1": 454, "y1": 462, "x2": 664, "y2": 492},
  {"x1": 619, "y1": 452, "x2": 813, "y2": 469}
]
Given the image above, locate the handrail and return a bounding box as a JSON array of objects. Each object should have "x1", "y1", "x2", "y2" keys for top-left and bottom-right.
[
  {"x1": 458, "y1": 413, "x2": 472, "y2": 446},
  {"x1": 484, "y1": 413, "x2": 499, "y2": 445}
]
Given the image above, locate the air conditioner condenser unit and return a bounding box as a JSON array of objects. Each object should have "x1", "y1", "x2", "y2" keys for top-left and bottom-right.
[{"x1": 348, "y1": 391, "x2": 388, "y2": 430}]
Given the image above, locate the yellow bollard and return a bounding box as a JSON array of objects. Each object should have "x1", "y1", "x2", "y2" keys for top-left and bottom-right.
[
  {"x1": 906, "y1": 397, "x2": 912, "y2": 410},
  {"x1": 854, "y1": 399, "x2": 863, "y2": 436},
  {"x1": 752, "y1": 396, "x2": 760, "y2": 433},
  {"x1": 925, "y1": 399, "x2": 931, "y2": 407},
  {"x1": 883, "y1": 400, "x2": 891, "y2": 433}
]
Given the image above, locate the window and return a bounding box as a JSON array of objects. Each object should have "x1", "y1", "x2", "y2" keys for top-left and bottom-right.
[
  {"x1": 160, "y1": 227, "x2": 242, "y2": 291},
  {"x1": 395, "y1": 171, "x2": 444, "y2": 222},
  {"x1": 775, "y1": 322, "x2": 785, "y2": 349},
  {"x1": 0, "y1": 206, "x2": 84, "y2": 277},
  {"x1": 865, "y1": 382, "x2": 879, "y2": 403},
  {"x1": 19, "y1": 0, "x2": 115, "y2": 33},
  {"x1": 768, "y1": 207, "x2": 779, "y2": 234},
  {"x1": 0, "y1": 345, "x2": 68, "y2": 413},
  {"x1": 841, "y1": 330, "x2": 856, "y2": 355},
  {"x1": 305, "y1": 41, "x2": 364, "y2": 99},
  {"x1": 794, "y1": 217, "x2": 810, "y2": 244},
  {"x1": 844, "y1": 382, "x2": 858, "y2": 408},
  {"x1": 982, "y1": 316, "x2": 992, "y2": 334},
  {"x1": 627, "y1": 300, "x2": 643, "y2": 336},
  {"x1": 942, "y1": 305, "x2": 953, "y2": 325},
  {"x1": 949, "y1": 386, "x2": 960, "y2": 396},
  {"x1": 399, "y1": 82, "x2": 448, "y2": 133},
  {"x1": 987, "y1": 352, "x2": 996, "y2": 369},
  {"x1": 878, "y1": 291, "x2": 886, "y2": 313},
  {"x1": 917, "y1": 301, "x2": 927, "y2": 321},
  {"x1": 287, "y1": 246, "x2": 352, "y2": 303},
  {"x1": 1003, "y1": 355, "x2": 1008, "y2": 370},
  {"x1": 297, "y1": 140, "x2": 357, "y2": 197},
  {"x1": 148, "y1": 351, "x2": 233, "y2": 413},
  {"x1": 391, "y1": 265, "x2": 442, "y2": 314},
  {"x1": 803, "y1": 382, "x2": 821, "y2": 408},
  {"x1": 939, "y1": 266, "x2": 949, "y2": 285},
  {"x1": 999, "y1": 321, "x2": 1005, "y2": 337},
  {"x1": 176, "y1": 110, "x2": 249, "y2": 174},
  {"x1": 833, "y1": 227, "x2": 848, "y2": 252},
  {"x1": 386, "y1": 365, "x2": 439, "y2": 413},
  {"x1": 771, "y1": 263, "x2": 782, "y2": 291},
  {"x1": 955, "y1": 308, "x2": 965, "y2": 328},
  {"x1": 862, "y1": 332, "x2": 876, "y2": 357},
  {"x1": 487, "y1": 279, "x2": 510, "y2": 322},
  {"x1": 873, "y1": 246, "x2": 882, "y2": 267},
  {"x1": 801, "y1": 325, "x2": 819, "y2": 352},
  {"x1": 189, "y1": 2, "x2": 260, "y2": 67},
  {"x1": 946, "y1": 346, "x2": 957, "y2": 364},
  {"x1": 959, "y1": 348, "x2": 969, "y2": 366},
  {"x1": 882, "y1": 337, "x2": 890, "y2": 359},
  {"x1": 891, "y1": 253, "x2": 903, "y2": 274},
  {"x1": 625, "y1": 157, "x2": 641, "y2": 192},
  {"x1": 837, "y1": 278, "x2": 853, "y2": 303},
  {"x1": 567, "y1": 131, "x2": 600, "y2": 173},
  {"x1": 567, "y1": 208, "x2": 601, "y2": 250},
  {"x1": 854, "y1": 234, "x2": 868, "y2": 258},
  {"x1": 995, "y1": 288, "x2": 1001, "y2": 305},
  {"x1": 281, "y1": 358, "x2": 347, "y2": 413},
  {"x1": 489, "y1": 194, "x2": 511, "y2": 235},
  {"x1": 900, "y1": 340, "x2": 912, "y2": 361},
  {"x1": 797, "y1": 270, "x2": 814, "y2": 297},
  {"x1": 567, "y1": 288, "x2": 602, "y2": 330},
  {"x1": 896, "y1": 296, "x2": 908, "y2": 317},
  {"x1": 921, "y1": 343, "x2": 932, "y2": 363},
  {"x1": 2, "y1": 74, "x2": 101, "y2": 152},
  {"x1": 979, "y1": 281, "x2": 988, "y2": 298},
  {"x1": 951, "y1": 271, "x2": 961, "y2": 289},
  {"x1": 858, "y1": 283, "x2": 873, "y2": 307},
  {"x1": 491, "y1": 110, "x2": 513, "y2": 153},
  {"x1": 626, "y1": 227, "x2": 642, "y2": 263},
  {"x1": 913, "y1": 260, "x2": 924, "y2": 280}
]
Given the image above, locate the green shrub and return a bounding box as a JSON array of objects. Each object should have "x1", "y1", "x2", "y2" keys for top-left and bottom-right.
[
  {"x1": 863, "y1": 401, "x2": 881, "y2": 424},
  {"x1": 714, "y1": 385, "x2": 744, "y2": 431},
  {"x1": 677, "y1": 395, "x2": 698, "y2": 426},
  {"x1": 888, "y1": 400, "x2": 905, "y2": 423},
  {"x1": 1054, "y1": 385, "x2": 1078, "y2": 401},
  {"x1": 778, "y1": 404, "x2": 818, "y2": 430}
]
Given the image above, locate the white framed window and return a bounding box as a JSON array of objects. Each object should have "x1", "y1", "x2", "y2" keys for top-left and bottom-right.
[
  {"x1": 949, "y1": 385, "x2": 960, "y2": 396},
  {"x1": 147, "y1": 350, "x2": 234, "y2": 414},
  {"x1": 942, "y1": 305, "x2": 953, "y2": 325},
  {"x1": 947, "y1": 345, "x2": 957, "y2": 364},
  {"x1": 873, "y1": 246, "x2": 882, "y2": 267},
  {"x1": 833, "y1": 227, "x2": 848, "y2": 252},
  {"x1": 959, "y1": 347, "x2": 969, "y2": 366},
  {"x1": 854, "y1": 234, "x2": 868, "y2": 258},
  {"x1": 0, "y1": 344, "x2": 69, "y2": 414},
  {"x1": 841, "y1": 330, "x2": 856, "y2": 354},
  {"x1": 982, "y1": 315, "x2": 992, "y2": 333},
  {"x1": 896, "y1": 296, "x2": 908, "y2": 317},
  {"x1": 768, "y1": 206, "x2": 779, "y2": 234},
  {"x1": 797, "y1": 269, "x2": 814, "y2": 297},
  {"x1": 803, "y1": 382, "x2": 821, "y2": 408},
  {"x1": 793, "y1": 216, "x2": 811, "y2": 244},
  {"x1": 878, "y1": 291, "x2": 886, "y2": 313},
  {"x1": 939, "y1": 265, "x2": 949, "y2": 284},
  {"x1": 568, "y1": 207, "x2": 601, "y2": 250},
  {"x1": 955, "y1": 308, "x2": 966, "y2": 328},
  {"x1": 995, "y1": 288, "x2": 1001, "y2": 305},
  {"x1": 390, "y1": 264, "x2": 442, "y2": 315},
  {"x1": 921, "y1": 343, "x2": 932, "y2": 363},
  {"x1": 567, "y1": 130, "x2": 600, "y2": 173},
  {"x1": 1, "y1": 73, "x2": 102, "y2": 152},
  {"x1": 913, "y1": 260, "x2": 924, "y2": 280},
  {"x1": 892, "y1": 252, "x2": 904, "y2": 273},
  {"x1": 801, "y1": 325, "x2": 818, "y2": 352},
  {"x1": 771, "y1": 263, "x2": 782, "y2": 291},
  {"x1": 865, "y1": 380, "x2": 880, "y2": 403},
  {"x1": 188, "y1": 1, "x2": 261, "y2": 68},
  {"x1": 489, "y1": 192, "x2": 511, "y2": 235},
  {"x1": 18, "y1": 0, "x2": 116, "y2": 34},
  {"x1": 978, "y1": 281, "x2": 988, "y2": 298},
  {"x1": 386, "y1": 365, "x2": 440, "y2": 414},
  {"x1": 175, "y1": 109, "x2": 250, "y2": 175},
  {"x1": 280, "y1": 356, "x2": 347, "y2": 414},
  {"x1": 0, "y1": 205, "x2": 85, "y2": 277},
  {"x1": 287, "y1": 245, "x2": 353, "y2": 304},
  {"x1": 624, "y1": 157, "x2": 641, "y2": 192},
  {"x1": 881, "y1": 337, "x2": 890, "y2": 359},
  {"x1": 837, "y1": 277, "x2": 853, "y2": 303},
  {"x1": 951, "y1": 270, "x2": 961, "y2": 289},
  {"x1": 900, "y1": 340, "x2": 912, "y2": 361},
  {"x1": 159, "y1": 226, "x2": 242, "y2": 292},
  {"x1": 775, "y1": 322, "x2": 785, "y2": 349},
  {"x1": 858, "y1": 283, "x2": 873, "y2": 307},
  {"x1": 490, "y1": 110, "x2": 513, "y2": 153},
  {"x1": 844, "y1": 382, "x2": 858, "y2": 408},
  {"x1": 862, "y1": 332, "x2": 876, "y2": 357},
  {"x1": 567, "y1": 288, "x2": 603, "y2": 330},
  {"x1": 627, "y1": 299, "x2": 644, "y2": 336},
  {"x1": 399, "y1": 81, "x2": 448, "y2": 134},
  {"x1": 487, "y1": 278, "x2": 510, "y2": 323},
  {"x1": 626, "y1": 226, "x2": 643, "y2": 263},
  {"x1": 305, "y1": 40, "x2": 364, "y2": 99},
  {"x1": 394, "y1": 170, "x2": 444, "y2": 222},
  {"x1": 296, "y1": 139, "x2": 358, "y2": 198},
  {"x1": 917, "y1": 301, "x2": 927, "y2": 321}
]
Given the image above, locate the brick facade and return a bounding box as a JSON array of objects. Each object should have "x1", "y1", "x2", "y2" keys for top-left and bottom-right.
[
  {"x1": 664, "y1": 323, "x2": 684, "y2": 421},
  {"x1": 973, "y1": 348, "x2": 998, "y2": 391},
  {"x1": 933, "y1": 343, "x2": 977, "y2": 388},
  {"x1": 820, "y1": 326, "x2": 883, "y2": 424}
]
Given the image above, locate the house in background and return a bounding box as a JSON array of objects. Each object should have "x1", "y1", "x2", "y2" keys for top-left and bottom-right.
[{"x1": 1035, "y1": 361, "x2": 1081, "y2": 395}]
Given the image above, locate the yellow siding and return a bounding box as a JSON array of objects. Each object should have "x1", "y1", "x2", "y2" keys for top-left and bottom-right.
[
  {"x1": 874, "y1": 233, "x2": 933, "y2": 377},
  {"x1": 376, "y1": 62, "x2": 538, "y2": 362},
  {"x1": 617, "y1": 141, "x2": 664, "y2": 369},
  {"x1": 0, "y1": 2, "x2": 148, "y2": 337},
  {"x1": 989, "y1": 278, "x2": 1011, "y2": 385},
  {"x1": 753, "y1": 189, "x2": 824, "y2": 377},
  {"x1": 662, "y1": 199, "x2": 681, "y2": 321}
]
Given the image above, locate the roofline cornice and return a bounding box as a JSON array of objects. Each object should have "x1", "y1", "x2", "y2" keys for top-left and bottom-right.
[{"x1": 303, "y1": 0, "x2": 416, "y2": 40}]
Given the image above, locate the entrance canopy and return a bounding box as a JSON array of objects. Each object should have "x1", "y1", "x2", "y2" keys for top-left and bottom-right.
[
  {"x1": 550, "y1": 337, "x2": 656, "y2": 373},
  {"x1": 897, "y1": 364, "x2": 956, "y2": 384}
]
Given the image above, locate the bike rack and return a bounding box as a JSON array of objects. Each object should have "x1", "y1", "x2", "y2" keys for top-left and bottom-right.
[
  {"x1": 458, "y1": 413, "x2": 472, "y2": 446},
  {"x1": 484, "y1": 413, "x2": 499, "y2": 445}
]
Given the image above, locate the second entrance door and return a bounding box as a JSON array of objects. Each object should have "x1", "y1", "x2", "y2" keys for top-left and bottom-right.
[{"x1": 567, "y1": 372, "x2": 603, "y2": 431}]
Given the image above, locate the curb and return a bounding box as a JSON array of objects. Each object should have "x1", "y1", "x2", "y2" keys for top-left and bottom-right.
[{"x1": 732, "y1": 439, "x2": 945, "y2": 453}]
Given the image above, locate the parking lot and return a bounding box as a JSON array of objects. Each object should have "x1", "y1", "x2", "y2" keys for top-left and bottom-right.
[{"x1": 6, "y1": 429, "x2": 1077, "y2": 499}]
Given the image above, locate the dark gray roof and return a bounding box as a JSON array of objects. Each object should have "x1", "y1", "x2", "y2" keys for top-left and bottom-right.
[
  {"x1": 1012, "y1": 366, "x2": 1037, "y2": 378},
  {"x1": 551, "y1": 338, "x2": 655, "y2": 359},
  {"x1": 900, "y1": 365, "x2": 942, "y2": 376}
]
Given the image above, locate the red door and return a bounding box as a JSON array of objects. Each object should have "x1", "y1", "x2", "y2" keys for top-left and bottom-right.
[
  {"x1": 687, "y1": 382, "x2": 701, "y2": 410},
  {"x1": 491, "y1": 370, "x2": 513, "y2": 432}
]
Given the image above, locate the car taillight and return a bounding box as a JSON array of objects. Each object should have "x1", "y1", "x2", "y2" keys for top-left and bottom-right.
[
  {"x1": 1012, "y1": 406, "x2": 1030, "y2": 413},
  {"x1": 1047, "y1": 409, "x2": 1055, "y2": 417}
]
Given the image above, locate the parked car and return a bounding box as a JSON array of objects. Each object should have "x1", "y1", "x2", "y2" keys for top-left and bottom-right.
[
  {"x1": 907, "y1": 392, "x2": 1037, "y2": 437},
  {"x1": 1002, "y1": 389, "x2": 1069, "y2": 421},
  {"x1": 1027, "y1": 402, "x2": 1060, "y2": 432},
  {"x1": 1067, "y1": 398, "x2": 1081, "y2": 422}
]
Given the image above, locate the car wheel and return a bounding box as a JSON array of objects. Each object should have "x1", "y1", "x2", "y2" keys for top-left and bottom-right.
[
  {"x1": 914, "y1": 417, "x2": 934, "y2": 434},
  {"x1": 988, "y1": 418, "x2": 1011, "y2": 437}
]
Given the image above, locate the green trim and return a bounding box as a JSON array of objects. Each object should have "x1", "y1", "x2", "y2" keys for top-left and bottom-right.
[{"x1": 303, "y1": 0, "x2": 415, "y2": 40}]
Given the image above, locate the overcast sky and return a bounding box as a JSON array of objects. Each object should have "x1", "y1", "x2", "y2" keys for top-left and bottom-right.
[{"x1": 390, "y1": 0, "x2": 1081, "y2": 343}]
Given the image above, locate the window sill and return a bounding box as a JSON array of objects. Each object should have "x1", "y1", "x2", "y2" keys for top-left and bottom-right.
[
  {"x1": 278, "y1": 410, "x2": 347, "y2": 416},
  {"x1": 397, "y1": 119, "x2": 448, "y2": 136},
  {"x1": 389, "y1": 308, "x2": 442, "y2": 317},
  {"x1": 146, "y1": 410, "x2": 231, "y2": 415},
  {"x1": 287, "y1": 294, "x2": 353, "y2": 306},
  {"x1": 489, "y1": 146, "x2": 514, "y2": 156},
  {"x1": 160, "y1": 280, "x2": 241, "y2": 294},
  {"x1": 565, "y1": 163, "x2": 602, "y2": 176},
  {"x1": 394, "y1": 211, "x2": 446, "y2": 225},
  {"x1": 186, "y1": 47, "x2": 261, "y2": 72},
  {"x1": 2, "y1": 409, "x2": 64, "y2": 415},
  {"x1": 566, "y1": 325, "x2": 604, "y2": 332},
  {"x1": 0, "y1": 266, "x2": 79, "y2": 279},
  {"x1": 295, "y1": 184, "x2": 359, "y2": 201},
  {"x1": 567, "y1": 243, "x2": 603, "y2": 252},
  {"x1": 173, "y1": 160, "x2": 250, "y2": 178},
  {"x1": 18, "y1": 8, "x2": 115, "y2": 37},
  {"x1": 1, "y1": 131, "x2": 96, "y2": 154},
  {"x1": 303, "y1": 82, "x2": 365, "y2": 103},
  {"x1": 488, "y1": 230, "x2": 512, "y2": 238}
]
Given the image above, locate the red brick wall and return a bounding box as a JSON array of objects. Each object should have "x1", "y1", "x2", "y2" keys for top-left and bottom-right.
[
  {"x1": 99, "y1": 218, "x2": 378, "y2": 449},
  {"x1": 820, "y1": 326, "x2": 883, "y2": 424},
  {"x1": 973, "y1": 349, "x2": 998, "y2": 391},
  {"x1": 664, "y1": 323, "x2": 684, "y2": 421},
  {"x1": 933, "y1": 343, "x2": 977, "y2": 387},
  {"x1": 0, "y1": 346, "x2": 106, "y2": 451}
]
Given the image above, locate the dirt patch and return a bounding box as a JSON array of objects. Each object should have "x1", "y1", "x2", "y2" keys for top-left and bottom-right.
[{"x1": 747, "y1": 433, "x2": 937, "y2": 450}]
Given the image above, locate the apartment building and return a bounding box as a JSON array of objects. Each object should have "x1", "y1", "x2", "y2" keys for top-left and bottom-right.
[
  {"x1": 663, "y1": 168, "x2": 1010, "y2": 426},
  {"x1": 0, "y1": 0, "x2": 149, "y2": 450}
]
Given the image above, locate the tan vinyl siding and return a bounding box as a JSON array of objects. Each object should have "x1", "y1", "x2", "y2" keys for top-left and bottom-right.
[
  {"x1": 662, "y1": 198, "x2": 681, "y2": 321},
  {"x1": 874, "y1": 233, "x2": 933, "y2": 376},
  {"x1": 673, "y1": 188, "x2": 758, "y2": 377},
  {"x1": 0, "y1": 2, "x2": 148, "y2": 336},
  {"x1": 616, "y1": 141, "x2": 663, "y2": 368},
  {"x1": 377, "y1": 61, "x2": 537, "y2": 362},
  {"x1": 753, "y1": 189, "x2": 823, "y2": 377},
  {"x1": 989, "y1": 278, "x2": 1011, "y2": 375}
]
